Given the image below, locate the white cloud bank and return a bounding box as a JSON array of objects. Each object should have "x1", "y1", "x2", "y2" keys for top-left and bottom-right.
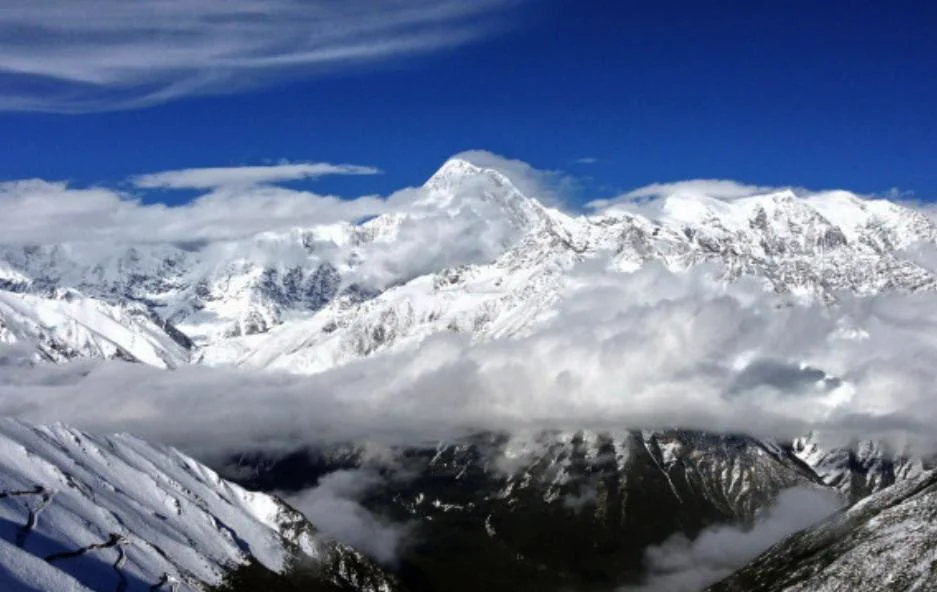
[
  {"x1": 0, "y1": 177, "x2": 393, "y2": 245},
  {"x1": 589, "y1": 178, "x2": 936, "y2": 222},
  {"x1": 0, "y1": 0, "x2": 525, "y2": 112},
  {"x1": 2, "y1": 153, "x2": 937, "y2": 462},
  {"x1": 1, "y1": 263, "x2": 937, "y2": 461},
  {"x1": 0, "y1": 151, "x2": 568, "y2": 248}
]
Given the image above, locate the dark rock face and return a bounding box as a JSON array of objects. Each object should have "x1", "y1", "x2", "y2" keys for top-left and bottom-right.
[
  {"x1": 220, "y1": 429, "x2": 821, "y2": 592},
  {"x1": 257, "y1": 262, "x2": 342, "y2": 313}
]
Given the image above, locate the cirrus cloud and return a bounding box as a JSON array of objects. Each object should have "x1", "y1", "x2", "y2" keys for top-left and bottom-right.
[
  {"x1": 132, "y1": 162, "x2": 381, "y2": 190},
  {"x1": 0, "y1": 0, "x2": 527, "y2": 113}
]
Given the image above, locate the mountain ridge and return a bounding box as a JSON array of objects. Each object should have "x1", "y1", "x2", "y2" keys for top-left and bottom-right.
[
  {"x1": 2, "y1": 158, "x2": 936, "y2": 372},
  {"x1": 0, "y1": 418, "x2": 402, "y2": 592}
]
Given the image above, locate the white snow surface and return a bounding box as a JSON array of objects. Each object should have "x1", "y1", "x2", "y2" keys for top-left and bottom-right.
[
  {"x1": 0, "y1": 536, "x2": 94, "y2": 592},
  {"x1": 0, "y1": 418, "x2": 321, "y2": 592},
  {"x1": 0, "y1": 290, "x2": 189, "y2": 368}
]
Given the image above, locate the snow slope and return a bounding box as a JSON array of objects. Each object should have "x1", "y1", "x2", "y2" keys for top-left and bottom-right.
[
  {"x1": 0, "y1": 289, "x2": 190, "y2": 368},
  {"x1": 0, "y1": 418, "x2": 399, "y2": 592},
  {"x1": 0, "y1": 536, "x2": 94, "y2": 592}
]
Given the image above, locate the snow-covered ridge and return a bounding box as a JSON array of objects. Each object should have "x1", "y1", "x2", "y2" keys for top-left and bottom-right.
[
  {"x1": 1, "y1": 157, "x2": 937, "y2": 373},
  {"x1": 0, "y1": 418, "x2": 399, "y2": 592},
  {"x1": 0, "y1": 289, "x2": 190, "y2": 368},
  {"x1": 792, "y1": 433, "x2": 929, "y2": 503},
  {"x1": 216, "y1": 177, "x2": 937, "y2": 374},
  {"x1": 707, "y1": 468, "x2": 937, "y2": 591}
]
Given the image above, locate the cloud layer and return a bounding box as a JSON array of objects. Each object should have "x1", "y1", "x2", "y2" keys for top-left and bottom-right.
[
  {"x1": 0, "y1": 151, "x2": 564, "y2": 249},
  {"x1": 0, "y1": 177, "x2": 392, "y2": 245},
  {"x1": 2, "y1": 262, "x2": 937, "y2": 461},
  {"x1": 0, "y1": 0, "x2": 524, "y2": 112},
  {"x1": 2, "y1": 156, "x2": 937, "y2": 466},
  {"x1": 452, "y1": 149, "x2": 580, "y2": 209}
]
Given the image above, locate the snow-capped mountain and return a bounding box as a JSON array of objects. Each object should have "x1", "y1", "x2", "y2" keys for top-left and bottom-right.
[
  {"x1": 0, "y1": 418, "x2": 400, "y2": 592},
  {"x1": 205, "y1": 164, "x2": 937, "y2": 374},
  {"x1": 4, "y1": 156, "x2": 937, "y2": 591},
  {"x1": 792, "y1": 433, "x2": 933, "y2": 503},
  {"x1": 0, "y1": 158, "x2": 545, "y2": 355},
  {"x1": 707, "y1": 468, "x2": 937, "y2": 591},
  {"x1": 1, "y1": 156, "x2": 936, "y2": 373}
]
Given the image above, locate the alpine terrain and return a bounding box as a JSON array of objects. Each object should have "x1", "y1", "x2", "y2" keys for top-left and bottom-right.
[
  {"x1": 2, "y1": 155, "x2": 937, "y2": 590},
  {"x1": 0, "y1": 418, "x2": 401, "y2": 592},
  {"x1": 2, "y1": 157, "x2": 936, "y2": 372}
]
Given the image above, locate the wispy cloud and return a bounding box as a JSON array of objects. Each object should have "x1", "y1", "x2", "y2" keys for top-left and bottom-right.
[
  {"x1": 575, "y1": 157, "x2": 599, "y2": 164},
  {"x1": 884, "y1": 187, "x2": 916, "y2": 200},
  {"x1": 132, "y1": 162, "x2": 380, "y2": 190},
  {"x1": 589, "y1": 179, "x2": 780, "y2": 208},
  {"x1": 587, "y1": 179, "x2": 937, "y2": 228},
  {"x1": 0, "y1": 0, "x2": 525, "y2": 113},
  {"x1": 285, "y1": 469, "x2": 412, "y2": 565}
]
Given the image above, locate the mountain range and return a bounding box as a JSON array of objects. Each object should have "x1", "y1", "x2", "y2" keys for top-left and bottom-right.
[
  {"x1": 2, "y1": 155, "x2": 937, "y2": 590},
  {"x1": 3, "y1": 157, "x2": 936, "y2": 373}
]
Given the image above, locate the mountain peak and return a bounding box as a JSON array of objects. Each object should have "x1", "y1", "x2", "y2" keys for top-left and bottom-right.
[
  {"x1": 424, "y1": 157, "x2": 483, "y2": 185},
  {"x1": 422, "y1": 157, "x2": 510, "y2": 194},
  {"x1": 416, "y1": 157, "x2": 550, "y2": 227}
]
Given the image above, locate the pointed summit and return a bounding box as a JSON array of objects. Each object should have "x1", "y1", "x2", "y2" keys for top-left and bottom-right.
[
  {"x1": 416, "y1": 156, "x2": 550, "y2": 232},
  {"x1": 422, "y1": 157, "x2": 486, "y2": 192},
  {"x1": 421, "y1": 156, "x2": 523, "y2": 202}
]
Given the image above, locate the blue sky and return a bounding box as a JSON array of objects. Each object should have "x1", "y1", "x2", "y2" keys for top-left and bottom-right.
[{"x1": 0, "y1": 0, "x2": 935, "y2": 205}]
